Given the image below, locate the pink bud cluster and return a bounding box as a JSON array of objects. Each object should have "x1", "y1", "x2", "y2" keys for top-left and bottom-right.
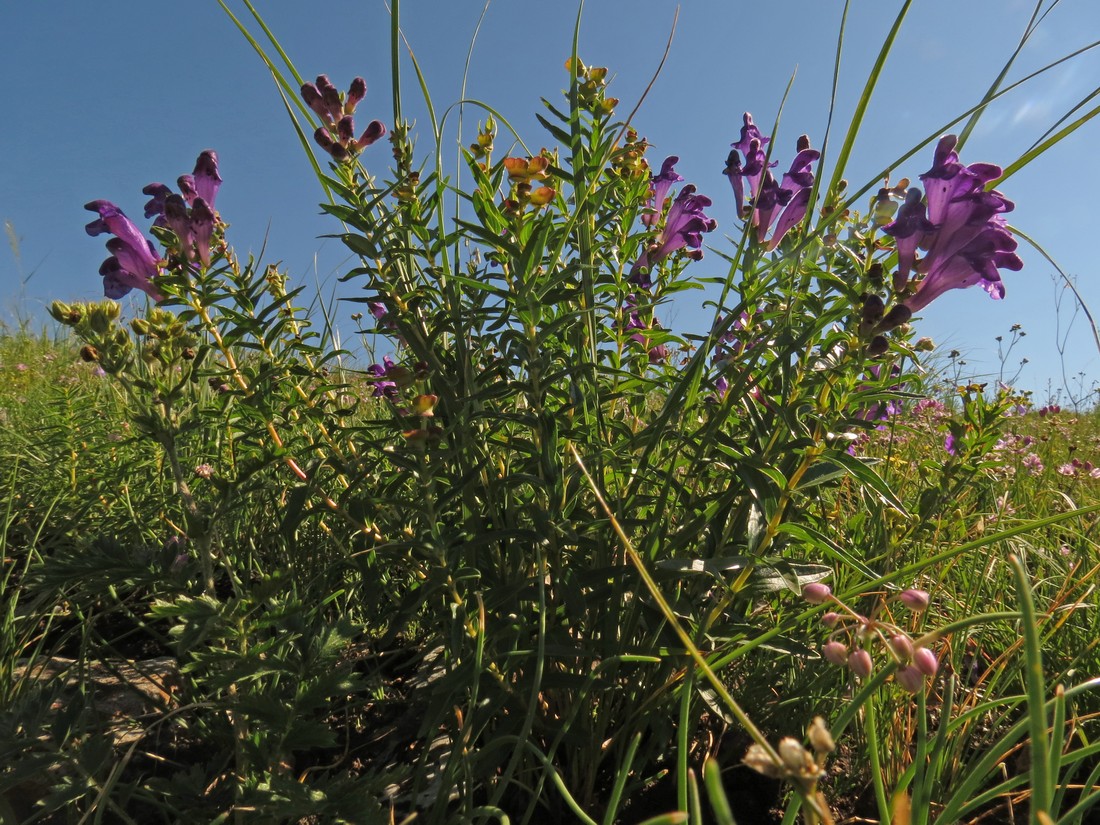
[{"x1": 804, "y1": 583, "x2": 939, "y2": 693}]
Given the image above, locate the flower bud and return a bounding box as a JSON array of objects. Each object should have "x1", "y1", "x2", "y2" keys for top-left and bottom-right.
[
  {"x1": 848, "y1": 649, "x2": 873, "y2": 678},
  {"x1": 867, "y1": 335, "x2": 890, "y2": 357},
  {"x1": 888, "y1": 634, "x2": 914, "y2": 661},
  {"x1": 899, "y1": 589, "x2": 930, "y2": 612},
  {"x1": 346, "y1": 77, "x2": 367, "y2": 110},
  {"x1": 913, "y1": 647, "x2": 939, "y2": 677},
  {"x1": 895, "y1": 664, "x2": 924, "y2": 694},
  {"x1": 778, "y1": 738, "x2": 811, "y2": 773},
  {"x1": 822, "y1": 641, "x2": 848, "y2": 666},
  {"x1": 802, "y1": 582, "x2": 832, "y2": 605},
  {"x1": 808, "y1": 716, "x2": 835, "y2": 755},
  {"x1": 821, "y1": 611, "x2": 841, "y2": 628},
  {"x1": 743, "y1": 743, "x2": 782, "y2": 779},
  {"x1": 876, "y1": 304, "x2": 913, "y2": 333}
]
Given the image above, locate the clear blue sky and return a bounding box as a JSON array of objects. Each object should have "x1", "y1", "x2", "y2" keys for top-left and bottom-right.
[{"x1": 3, "y1": 1, "x2": 1100, "y2": 401}]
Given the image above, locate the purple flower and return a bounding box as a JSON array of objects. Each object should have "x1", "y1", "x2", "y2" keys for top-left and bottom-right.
[
  {"x1": 882, "y1": 188, "x2": 935, "y2": 289},
  {"x1": 142, "y1": 183, "x2": 172, "y2": 221},
  {"x1": 731, "y1": 111, "x2": 770, "y2": 156},
  {"x1": 643, "y1": 156, "x2": 684, "y2": 227},
  {"x1": 192, "y1": 150, "x2": 222, "y2": 208},
  {"x1": 724, "y1": 119, "x2": 819, "y2": 249},
  {"x1": 886, "y1": 136, "x2": 1022, "y2": 313},
  {"x1": 722, "y1": 149, "x2": 746, "y2": 217},
  {"x1": 190, "y1": 198, "x2": 216, "y2": 268},
  {"x1": 141, "y1": 151, "x2": 224, "y2": 268},
  {"x1": 163, "y1": 195, "x2": 195, "y2": 262},
  {"x1": 945, "y1": 433, "x2": 958, "y2": 456},
  {"x1": 303, "y1": 75, "x2": 387, "y2": 161},
  {"x1": 629, "y1": 184, "x2": 716, "y2": 288},
  {"x1": 367, "y1": 356, "x2": 399, "y2": 398},
  {"x1": 84, "y1": 200, "x2": 163, "y2": 301}
]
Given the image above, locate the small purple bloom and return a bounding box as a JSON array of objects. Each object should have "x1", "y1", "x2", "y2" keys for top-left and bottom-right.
[
  {"x1": 142, "y1": 183, "x2": 172, "y2": 221},
  {"x1": 648, "y1": 343, "x2": 670, "y2": 364},
  {"x1": 164, "y1": 194, "x2": 195, "y2": 262},
  {"x1": 643, "y1": 156, "x2": 684, "y2": 228},
  {"x1": 367, "y1": 356, "x2": 400, "y2": 398},
  {"x1": 731, "y1": 112, "x2": 770, "y2": 156},
  {"x1": 945, "y1": 433, "x2": 958, "y2": 456},
  {"x1": 848, "y1": 649, "x2": 873, "y2": 678},
  {"x1": 190, "y1": 198, "x2": 216, "y2": 268},
  {"x1": 629, "y1": 184, "x2": 716, "y2": 288},
  {"x1": 84, "y1": 200, "x2": 163, "y2": 300},
  {"x1": 723, "y1": 149, "x2": 746, "y2": 216},
  {"x1": 193, "y1": 150, "x2": 222, "y2": 208},
  {"x1": 913, "y1": 647, "x2": 939, "y2": 677},
  {"x1": 356, "y1": 120, "x2": 387, "y2": 149},
  {"x1": 347, "y1": 77, "x2": 367, "y2": 110},
  {"x1": 882, "y1": 188, "x2": 935, "y2": 289}
]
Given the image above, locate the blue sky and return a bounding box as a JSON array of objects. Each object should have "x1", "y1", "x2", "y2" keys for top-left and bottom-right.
[{"x1": 3, "y1": 1, "x2": 1100, "y2": 400}]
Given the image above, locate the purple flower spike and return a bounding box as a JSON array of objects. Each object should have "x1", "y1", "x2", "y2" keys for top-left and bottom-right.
[
  {"x1": 193, "y1": 150, "x2": 222, "y2": 209},
  {"x1": 303, "y1": 75, "x2": 387, "y2": 160}
]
